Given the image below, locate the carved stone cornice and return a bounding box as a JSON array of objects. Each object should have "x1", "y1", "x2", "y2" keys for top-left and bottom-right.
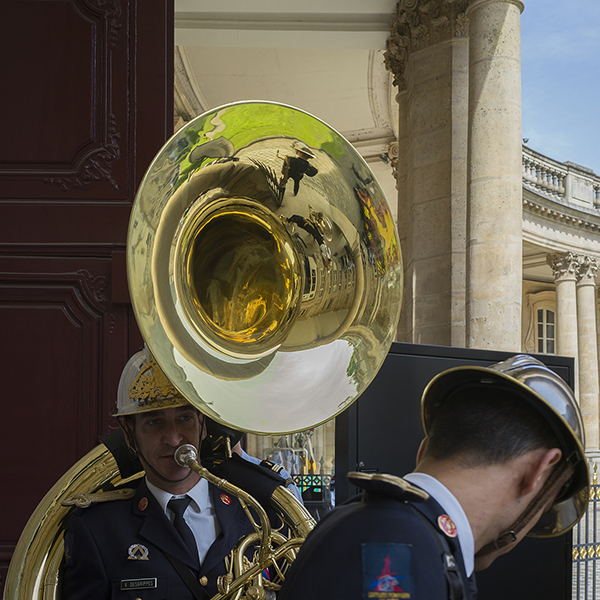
[
  {"x1": 523, "y1": 197, "x2": 600, "y2": 234},
  {"x1": 384, "y1": 0, "x2": 470, "y2": 90}
]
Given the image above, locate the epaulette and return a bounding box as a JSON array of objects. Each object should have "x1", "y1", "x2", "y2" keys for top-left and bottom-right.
[
  {"x1": 347, "y1": 472, "x2": 429, "y2": 503},
  {"x1": 61, "y1": 488, "x2": 135, "y2": 509},
  {"x1": 260, "y1": 459, "x2": 293, "y2": 486}
]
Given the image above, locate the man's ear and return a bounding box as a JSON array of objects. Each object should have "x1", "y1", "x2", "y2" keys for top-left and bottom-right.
[
  {"x1": 199, "y1": 412, "x2": 207, "y2": 441},
  {"x1": 521, "y1": 447, "x2": 562, "y2": 496},
  {"x1": 118, "y1": 415, "x2": 137, "y2": 454},
  {"x1": 416, "y1": 438, "x2": 428, "y2": 466}
]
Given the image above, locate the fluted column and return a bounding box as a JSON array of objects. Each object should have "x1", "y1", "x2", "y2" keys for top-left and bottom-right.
[
  {"x1": 548, "y1": 253, "x2": 579, "y2": 385},
  {"x1": 396, "y1": 90, "x2": 410, "y2": 343},
  {"x1": 576, "y1": 256, "x2": 599, "y2": 450},
  {"x1": 465, "y1": 0, "x2": 524, "y2": 350},
  {"x1": 385, "y1": 0, "x2": 469, "y2": 346}
]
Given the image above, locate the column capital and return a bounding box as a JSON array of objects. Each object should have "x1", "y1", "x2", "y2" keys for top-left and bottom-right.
[
  {"x1": 577, "y1": 255, "x2": 599, "y2": 286},
  {"x1": 384, "y1": 0, "x2": 469, "y2": 90},
  {"x1": 547, "y1": 252, "x2": 579, "y2": 282}
]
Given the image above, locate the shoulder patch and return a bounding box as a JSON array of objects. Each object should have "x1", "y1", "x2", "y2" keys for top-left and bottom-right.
[
  {"x1": 362, "y1": 543, "x2": 413, "y2": 599},
  {"x1": 61, "y1": 488, "x2": 135, "y2": 508},
  {"x1": 348, "y1": 472, "x2": 429, "y2": 503}
]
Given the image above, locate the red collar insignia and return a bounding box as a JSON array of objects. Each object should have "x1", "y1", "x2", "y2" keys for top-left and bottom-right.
[{"x1": 438, "y1": 514, "x2": 457, "y2": 538}]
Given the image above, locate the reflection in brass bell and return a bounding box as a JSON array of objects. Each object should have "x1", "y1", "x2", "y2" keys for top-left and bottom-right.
[{"x1": 127, "y1": 101, "x2": 403, "y2": 434}]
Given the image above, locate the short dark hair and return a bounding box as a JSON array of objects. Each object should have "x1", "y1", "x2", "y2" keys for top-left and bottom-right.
[{"x1": 423, "y1": 385, "x2": 561, "y2": 467}]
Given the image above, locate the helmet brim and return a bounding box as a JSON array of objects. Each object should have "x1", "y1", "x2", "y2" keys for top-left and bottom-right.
[{"x1": 421, "y1": 356, "x2": 589, "y2": 537}]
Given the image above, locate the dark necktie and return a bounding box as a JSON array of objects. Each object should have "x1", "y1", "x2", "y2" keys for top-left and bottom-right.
[{"x1": 168, "y1": 496, "x2": 200, "y2": 565}]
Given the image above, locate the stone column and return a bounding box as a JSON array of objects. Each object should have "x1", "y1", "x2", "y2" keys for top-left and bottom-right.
[
  {"x1": 395, "y1": 90, "x2": 410, "y2": 342},
  {"x1": 597, "y1": 287, "x2": 600, "y2": 399},
  {"x1": 548, "y1": 252, "x2": 579, "y2": 387},
  {"x1": 385, "y1": 0, "x2": 469, "y2": 347},
  {"x1": 465, "y1": 0, "x2": 524, "y2": 351},
  {"x1": 576, "y1": 256, "x2": 599, "y2": 451}
]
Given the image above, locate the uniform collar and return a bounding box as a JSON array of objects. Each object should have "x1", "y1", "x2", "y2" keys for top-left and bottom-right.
[
  {"x1": 404, "y1": 472, "x2": 475, "y2": 577},
  {"x1": 145, "y1": 476, "x2": 211, "y2": 515}
]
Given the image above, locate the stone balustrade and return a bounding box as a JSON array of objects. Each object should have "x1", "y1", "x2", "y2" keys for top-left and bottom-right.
[{"x1": 523, "y1": 145, "x2": 600, "y2": 210}]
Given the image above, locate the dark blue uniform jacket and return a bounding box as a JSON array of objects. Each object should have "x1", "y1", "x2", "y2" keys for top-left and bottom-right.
[
  {"x1": 63, "y1": 479, "x2": 253, "y2": 600},
  {"x1": 279, "y1": 478, "x2": 477, "y2": 600}
]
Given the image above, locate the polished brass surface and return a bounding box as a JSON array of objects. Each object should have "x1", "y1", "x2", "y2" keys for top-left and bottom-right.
[
  {"x1": 6, "y1": 102, "x2": 402, "y2": 600},
  {"x1": 219, "y1": 531, "x2": 303, "y2": 600},
  {"x1": 175, "y1": 444, "x2": 315, "y2": 598},
  {"x1": 174, "y1": 198, "x2": 301, "y2": 359},
  {"x1": 4, "y1": 445, "x2": 129, "y2": 600},
  {"x1": 128, "y1": 101, "x2": 403, "y2": 434}
]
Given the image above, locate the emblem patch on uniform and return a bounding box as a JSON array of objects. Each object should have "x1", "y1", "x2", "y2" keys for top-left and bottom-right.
[
  {"x1": 437, "y1": 515, "x2": 457, "y2": 538},
  {"x1": 220, "y1": 494, "x2": 231, "y2": 505},
  {"x1": 361, "y1": 544, "x2": 412, "y2": 599},
  {"x1": 138, "y1": 497, "x2": 148, "y2": 511},
  {"x1": 121, "y1": 578, "x2": 157, "y2": 590},
  {"x1": 127, "y1": 544, "x2": 150, "y2": 560}
]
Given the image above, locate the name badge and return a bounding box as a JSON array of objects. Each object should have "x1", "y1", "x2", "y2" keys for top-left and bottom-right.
[{"x1": 121, "y1": 578, "x2": 157, "y2": 590}]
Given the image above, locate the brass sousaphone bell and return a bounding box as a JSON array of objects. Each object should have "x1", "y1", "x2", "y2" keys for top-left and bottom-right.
[
  {"x1": 5, "y1": 101, "x2": 403, "y2": 600},
  {"x1": 129, "y1": 100, "x2": 403, "y2": 434}
]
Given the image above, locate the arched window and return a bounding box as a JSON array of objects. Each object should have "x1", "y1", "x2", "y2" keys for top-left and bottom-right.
[{"x1": 523, "y1": 290, "x2": 556, "y2": 355}]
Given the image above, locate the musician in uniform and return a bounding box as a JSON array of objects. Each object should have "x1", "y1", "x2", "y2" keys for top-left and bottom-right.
[
  {"x1": 279, "y1": 355, "x2": 589, "y2": 600},
  {"x1": 63, "y1": 349, "x2": 293, "y2": 600},
  {"x1": 278, "y1": 141, "x2": 318, "y2": 196}
]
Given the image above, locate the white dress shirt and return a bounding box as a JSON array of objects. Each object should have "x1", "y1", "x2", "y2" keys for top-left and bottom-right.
[
  {"x1": 146, "y1": 477, "x2": 221, "y2": 564},
  {"x1": 403, "y1": 472, "x2": 475, "y2": 577}
]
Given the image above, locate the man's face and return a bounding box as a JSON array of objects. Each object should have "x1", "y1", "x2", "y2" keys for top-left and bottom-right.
[{"x1": 131, "y1": 405, "x2": 203, "y2": 494}]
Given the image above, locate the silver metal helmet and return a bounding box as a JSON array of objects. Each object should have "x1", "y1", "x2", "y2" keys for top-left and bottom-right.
[
  {"x1": 421, "y1": 354, "x2": 589, "y2": 537},
  {"x1": 292, "y1": 140, "x2": 316, "y2": 159},
  {"x1": 115, "y1": 347, "x2": 189, "y2": 416}
]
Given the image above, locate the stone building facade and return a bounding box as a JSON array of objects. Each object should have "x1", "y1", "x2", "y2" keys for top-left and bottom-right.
[
  {"x1": 386, "y1": 0, "x2": 600, "y2": 457},
  {"x1": 172, "y1": 0, "x2": 600, "y2": 465}
]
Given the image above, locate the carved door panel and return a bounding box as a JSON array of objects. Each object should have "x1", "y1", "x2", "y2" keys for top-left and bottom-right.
[{"x1": 0, "y1": 0, "x2": 173, "y2": 583}]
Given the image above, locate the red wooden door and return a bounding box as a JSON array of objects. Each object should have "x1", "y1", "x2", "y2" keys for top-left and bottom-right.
[{"x1": 0, "y1": 0, "x2": 173, "y2": 584}]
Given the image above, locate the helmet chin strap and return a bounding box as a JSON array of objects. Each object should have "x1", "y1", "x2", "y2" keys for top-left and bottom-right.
[
  {"x1": 138, "y1": 452, "x2": 195, "y2": 486},
  {"x1": 121, "y1": 419, "x2": 200, "y2": 487},
  {"x1": 475, "y1": 460, "x2": 574, "y2": 558}
]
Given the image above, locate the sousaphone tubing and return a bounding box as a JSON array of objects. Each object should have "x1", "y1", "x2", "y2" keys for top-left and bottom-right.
[{"x1": 5, "y1": 101, "x2": 403, "y2": 600}]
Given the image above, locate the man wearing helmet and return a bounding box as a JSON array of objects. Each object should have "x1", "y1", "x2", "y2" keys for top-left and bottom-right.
[
  {"x1": 63, "y1": 349, "x2": 290, "y2": 600},
  {"x1": 279, "y1": 355, "x2": 589, "y2": 600},
  {"x1": 116, "y1": 352, "x2": 207, "y2": 495}
]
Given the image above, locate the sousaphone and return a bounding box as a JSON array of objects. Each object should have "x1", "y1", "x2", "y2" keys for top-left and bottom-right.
[{"x1": 5, "y1": 101, "x2": 403, "y2": 600}]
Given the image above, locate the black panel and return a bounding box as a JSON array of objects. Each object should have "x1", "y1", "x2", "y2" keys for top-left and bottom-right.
[{"x1": 336, "y1": 342, "x2": 574, "y2": 600}]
